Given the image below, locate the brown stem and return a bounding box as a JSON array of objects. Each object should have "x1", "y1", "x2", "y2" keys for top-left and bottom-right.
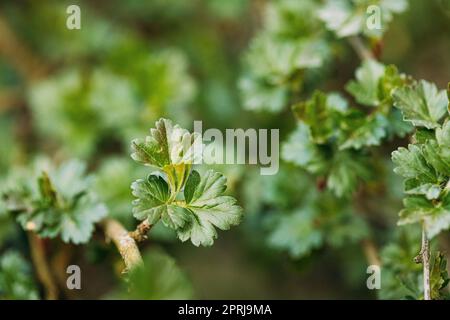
[
  {"x1": 51, "y1": 243, "x2": 78, "y2": 300},
  {"x1": 27, "y1": 233, "x2": 59, "y2": 300},
  {"x1": 361, "y1": 238, "x2": 381, "y2": 267},
  {"x1": 0, "y1": 88, "x2": 22, "y2": 113},
  {"x1": 348, "y1": 36, "x2": 375, "y2": 60},
  {"x1": 101, "y1": 218, "x2": 143, "y2": 272},
  {"x1": 129, "y1": 219, "x2": 152, "y2": 243}
]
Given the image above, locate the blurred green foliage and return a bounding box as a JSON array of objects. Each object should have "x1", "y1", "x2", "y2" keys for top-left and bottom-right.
[{"x1": 0, "y1": 0, "x2": 449, "y2": 300}]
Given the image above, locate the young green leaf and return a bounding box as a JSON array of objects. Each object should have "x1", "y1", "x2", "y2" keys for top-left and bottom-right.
[
  {"x1": 131, "y1": 174, "x2": 190, "y2": 229},
  {"x1": 131, "y1": 118, "x2": 202, "y2": 168},
  {"x1": 131, "y1": 118, "x2": 202, "y2": 193},
  {"x1": 346, "y1": 59, "x2": 385, "y2": 107},
  {"x1": 177, "y1": 170, "x2": 243, "y2": 247}
]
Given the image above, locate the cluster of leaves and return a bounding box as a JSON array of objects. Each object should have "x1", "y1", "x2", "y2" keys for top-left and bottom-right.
[
  {"x1": 243, "y1": 166, "x2": 368, "y2": 258},
  {"x1": 0, "y1": 159, "x2": 107, "y2": 244},
  {"x1": 392, "y1": 81, "x2": 450, "y2": 239},
  {"x1": 131, "y1": 118, "x2": 243, "y2": 246},
  {"x1": 239, "y1": 0, "x2": 409, "y2": 113},
  {"x1": 240, "y1": 0, "x2": 332, "y2": 112},
  {"x1": 378, "y1": 225, "x2": 450, "y2": 300},
  {"x1": 283, "y1": 59, "x2": 411, "y2": 197},
  {"x1": 29, "y1": 49, "x2": 195, "y2": 158}
]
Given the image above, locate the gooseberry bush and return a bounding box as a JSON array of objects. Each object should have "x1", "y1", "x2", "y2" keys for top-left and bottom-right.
[{"x1": 0, "y1": 0, "x2": 449, "y2": 300}]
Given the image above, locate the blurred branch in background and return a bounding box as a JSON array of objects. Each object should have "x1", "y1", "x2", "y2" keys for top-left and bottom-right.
[
  {"x1": 348, "y1": 36, "x2": 375, "y2": 60},
  {"x1": 0, "y1": 88, "x2": 22, "y2": 113},
  {"x1": 0, "y1": 13, "x2": 47, "y2": 82},
  {"x1": 27, "y1": 233, "x2": 58, "y2": 300},
  {"x1": 361, "y1": 239, "x2": 381, "y2": 267}
]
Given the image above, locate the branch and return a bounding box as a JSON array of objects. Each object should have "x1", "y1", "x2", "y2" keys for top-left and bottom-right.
[
  {"x1": 27, "y1": 233, "x2": 59, "y2": 300},
  {"x1": 51, "y1": 243, "x2": 78, "y2": 299},
  {"x1": 415, "y1": 226, "x2": 431, "y2": 300},
  {"x1": 101, "y1": 218, "x2": 143, "y2": 272},
  {"x1": 129, "y1": 219, "x2": 153, "y2": 242},
  {"x1": 0, "y1": 88, "x2": 22, "y2": 113},
  {"x1": 361, "y1": 238, "x2": 381, "y2": 267},
  {"x1": 348, "y1": 36, "x2": 374, "y2": 60}
]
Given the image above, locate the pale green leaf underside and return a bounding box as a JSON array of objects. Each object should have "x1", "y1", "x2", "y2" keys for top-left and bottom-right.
[{"x1": 393, "y1": 80, "x2": 448, "y2": 129}]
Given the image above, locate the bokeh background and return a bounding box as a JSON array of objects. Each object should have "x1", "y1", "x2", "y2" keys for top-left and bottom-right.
[{"x1": 0, "y1": 0, "x2": 449, "y2": 299}]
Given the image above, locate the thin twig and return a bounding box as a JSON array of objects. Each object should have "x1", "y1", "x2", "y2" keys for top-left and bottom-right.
[
  {"x1": 27, "y1": 233, "x2": 59, "y2": 300},
  {"x1": 361, "y1": 238, "x2": 382, "y2": 267},
  {"x1": 415, "y1": 226, "x2": 431, "y2": 300},
  {"x1": 101, "y1": 219, "x2": 143, "y2": 272},
  {"x1": 422, "y1": 227, "x2": 431, "y2": 300},
  {"x1": 348, "y1": 36, "x2": 374, "y2": 60},
  {"x1": 129, "y1": 219, "x2": 152, "y2": 243}
]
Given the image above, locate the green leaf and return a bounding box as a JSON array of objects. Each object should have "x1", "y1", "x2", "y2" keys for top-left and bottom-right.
[
  {"x1": 327, "y1": 151, "x2": 370, "y2": 197},
  {"x1": 7, "y1": 159, "x2": 108, "y2": 244},
  {"x1": 404, "y1": 179, "x2": 441, "y2": 200},
  {"x1": 436, "y1": 120, "x2": 450, "y2": 147},
  {"x1": 378, "y1": 227, "x2": 422, "y2": 300},
  {"x1": 435, "y1": 120, "x2": 450, "y2": 165},
  {"x1": 398, "y1": 193, "x2": 450, "y2": 239},
  {"x1": 246, "y1": 35, "x2": 325, "y2": 84},
  {"x1": 239, "y1": 76, "x2": 288, "y2": 113},
  {"x1": 413, "y1": 128, "x2": 435, "y2": 144},
  {"x1": 346, "y1": 59, "x2": 385, "y2": 107},
  {"x1": 430, "y1": 252, "x2": 449, "y2": 299},
  {"x1": 183, "y1": 170, "x2": 200, "y2": 204},
  {"x1": 0, "y1": 251, "x2": 39, "y2": 300},
  {"x1": 268, "y1": 208, "x2": 323, "y2": 258},
  {"x1": 393, "y1": 80, "x2": 448, "y2": 129},
  {"x1": 318, "y1": 0, "x2": 363, "y2": 38},
  {"x1": 339, "y1": 114, "x2": 387, "y2": 150},
  {"x1": 318, "y1": 0, "x2": 408, "y2": 38},
  {"x1": 281, "y1": 122, "x2": 326, "y2": 174},
  {"x1": 422, "y1": 139, "x2": 450, "y2": 176},
  {"x1": 131, "y1": 118, "x2": 203, "y2": 169},
  {"x1": 392, "y1": 144, "x2": 437, "y2": 182},
  {"x1": 178, "y1": 170, "x2": 243, "y2": 246},
  {"x1": 292, "y1": 91, "x2": 347, "y2": 144},
  {"x1": 131, "y1": 174, "x2": 189, "y2": 229},
  {"x1": 131, "y1": 118, "x2": 202, "y2": 194}
]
